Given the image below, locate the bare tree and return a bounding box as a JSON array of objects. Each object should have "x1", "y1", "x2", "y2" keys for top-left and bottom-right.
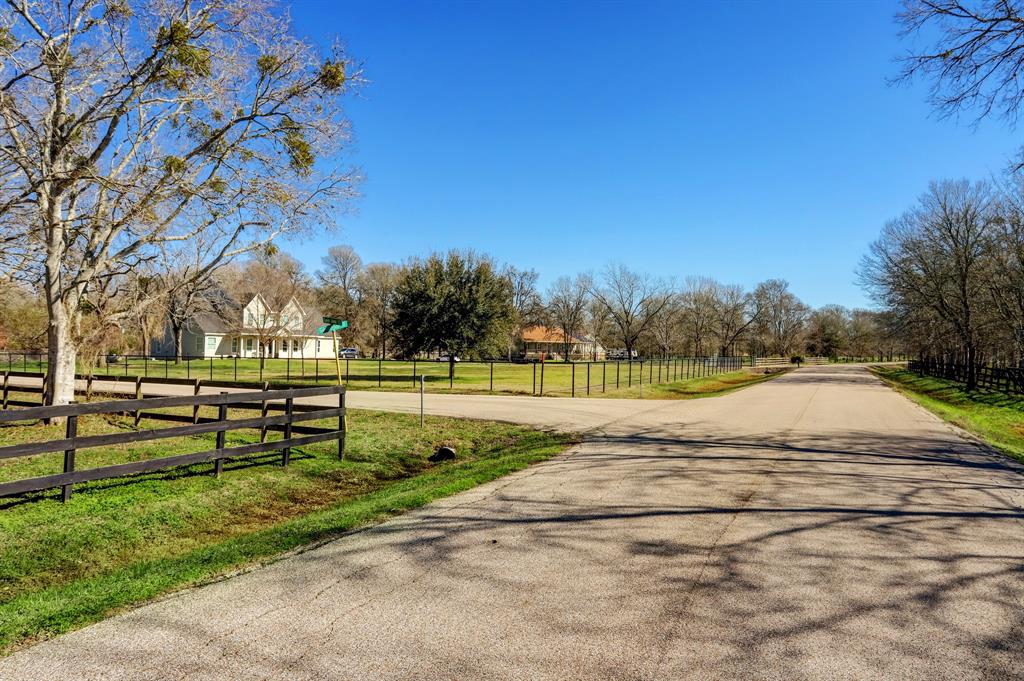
[
  {"x1": 590, "y1": 264, "x2": 669, "y2": 360},
  {"x1": 647, "y1": 291, "x2": 682, "y2": 358},
  {"x1": 0, "y1": 0, "x2": 360, "y2": 406},
  {"x1": 896, "y1": 1, "x2": 1024, "y2": 130},
  {"x1": 587, "y1": 297, "x2": 614, "y2": 361},
  {"x1": 712, "y1": 283, "x2": 757, "y2": 357},
  {"x1": 503, "y1": 266, "x2": 543, "y2": 360},
  {"x1": 860, "y1": 180, "x2": 995, "y2": 388},
  {"x1": 680, "y1": 277, "x2": 718, "y2": 356},
  {"x1": 751, "y1": 279, "x2": 809, "y2": 357},
  {"x1": 220, "y1": 252, "x2": 311, "y2": 360},
  {"x1": 355, "y1": 262, "x2": 400, "y2": 358},
  {"x1": 316, "y1": 244, "x2": 363, "y2": 346},
  {"x1": 545, "y1": 274, "x2": 590, "y2": 361}
]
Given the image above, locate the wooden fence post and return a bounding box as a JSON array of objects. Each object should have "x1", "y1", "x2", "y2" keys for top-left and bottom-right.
[
  {"x1": 192, "y1": 378, "x2": 201, "y2": 424},
  {"x1": 282, "y1": 397, "x2": 294, "y2": 466},
  {"x1": 134, "y1": 376, "x2": 143, "y2": 427},
  {"x1": 62, "y1": 405, "x2": 78, "y2": 502},
  {"x1": 260, "y1": 380, "x2": 270, "y2": 442},
  {"x1": 338, "y1": 389, "x2": 346, "y2": 460},
  {"x1": 215, "y1": 395, "x2": 228, "y2": 477}
]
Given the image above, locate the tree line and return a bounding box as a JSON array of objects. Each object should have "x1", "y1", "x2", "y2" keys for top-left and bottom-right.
[
  {"x1": 2, "y1": 243, "x2": 904, "y2": 369},
  {"x1": 857, "y1": 1, "x2": 1024, "y2": 389}
]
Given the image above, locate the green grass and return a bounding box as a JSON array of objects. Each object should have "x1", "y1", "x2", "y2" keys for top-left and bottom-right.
[
  {"x1": 0, "y1": 397, "x2": 575, "y2": 654},
  {"x1": 872, "y1": 367, "x2": 1024, "y2": 464},
  {"x1": 591, "y1": 368, "x2": 787, "y2": 399},
  {"x1": 6, "y1": 356, "x2": 747, "y2": 398}
]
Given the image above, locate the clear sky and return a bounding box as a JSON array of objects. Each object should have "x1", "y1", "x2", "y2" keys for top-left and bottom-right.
[{"x1": 283, "y1": 0, "x2": 1020, "y2": 309}]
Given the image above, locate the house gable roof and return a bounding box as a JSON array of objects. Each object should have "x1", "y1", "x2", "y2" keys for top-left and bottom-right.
[{"x1": 521, "y1": 325, "x2": 587, "y2": 345}]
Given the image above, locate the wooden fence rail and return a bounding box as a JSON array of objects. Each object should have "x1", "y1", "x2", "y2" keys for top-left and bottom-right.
[
  {"x1": 909, "y1": 359, "x2": 1024, "y2": 395},
  {"x1": 0, "y1": 384, "x2": 346, "y2": 502}
]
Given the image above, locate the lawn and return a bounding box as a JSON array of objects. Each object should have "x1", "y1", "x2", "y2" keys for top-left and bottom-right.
[
  {"x1": 0, "y1": 393, "x2": 575, "y2": 654},
  {"x1": 872, "y1": 366, "x2": 1024, "y2": 464},
  {"x1": 4, "y1": 355, "x2": 744, "y2": 397},
  {"x1": 591, "y1": 368, "x2": 787, "y2": 399}
]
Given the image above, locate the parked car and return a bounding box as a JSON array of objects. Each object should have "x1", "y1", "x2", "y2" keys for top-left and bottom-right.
[
  {"x1": 437, "y1": 354, "x2": 461, "y2": 362},
  {"x1": 338, "y1": 347, "x2": 359, "y2": 359}
]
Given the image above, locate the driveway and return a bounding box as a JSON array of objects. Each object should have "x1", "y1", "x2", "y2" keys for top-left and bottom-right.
[{"x1": 1, "y1": 365, "x2": 1022, "y2": 679}]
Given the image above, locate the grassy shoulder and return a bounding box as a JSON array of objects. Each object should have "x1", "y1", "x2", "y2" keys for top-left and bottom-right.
[
  {"x1": 871, "y1": 366, "x2": 1024, "y2": 463},
  {"x1": 0, "y1": 401, "x2": 575, "y2": 655},
  {"x1": 594, "y1": 368, "x2": 788, "y2": 400}
]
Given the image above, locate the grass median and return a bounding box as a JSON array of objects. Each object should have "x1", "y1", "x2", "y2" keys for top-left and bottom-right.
[
  {"x1": 594, "y1": 368, "x2": 788, "y2": 399},
  {"x1": 871, "y1": 366, "x2": 1024, "y2": 464},
  {"x1": 0, "y1": 396, "x2": 575, "y2": 655}
]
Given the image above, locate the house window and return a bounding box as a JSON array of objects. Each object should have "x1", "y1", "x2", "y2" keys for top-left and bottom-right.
[
  {"x1": 293, "y1": 339, "x2": 300, "y2": 352},
  {"x1": 246, "y1": 338, "x2": 254, "y2": 352},
  {"x1": 195, "y1": 336, "x2": 203, "y2": 353},
  {"x1": 207, "y1": 337, "x2": 217, "y2": 351},
  {"x1": 316, "y1": 340, "x2": 321, "y2": 352},
  {"x1": 231, "y1": 337, "x2": 238, "y2": 353}
]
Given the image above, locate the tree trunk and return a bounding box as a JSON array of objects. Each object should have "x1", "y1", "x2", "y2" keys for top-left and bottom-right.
[
  {"x1": 173, "y1": 324, "x2": 184, "y2": 364},
  {"x1": 45, "y1": 301, "x2": 77, "y2": 408},
  {"x1": 966, "y1": 343, "x2": 978, "y2": 390}
]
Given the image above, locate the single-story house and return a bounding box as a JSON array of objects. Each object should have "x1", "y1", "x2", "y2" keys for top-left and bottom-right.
[
  {"x1": 151, "y1": 295, "x2": 341, "y2": 359},
  {"x1": 519, "y1": 325, "x2": 605, "y2": 361}
]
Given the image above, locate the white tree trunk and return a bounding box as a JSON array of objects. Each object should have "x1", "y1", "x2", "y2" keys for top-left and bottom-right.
[{"x1": 46, "y1": 300, "x2": 77, "y2": 407}]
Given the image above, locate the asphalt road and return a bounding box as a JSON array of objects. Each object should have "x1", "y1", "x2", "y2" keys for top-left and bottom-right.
[{"x1": 1, "y1": 365, "x2": 1022, "y2": 679}]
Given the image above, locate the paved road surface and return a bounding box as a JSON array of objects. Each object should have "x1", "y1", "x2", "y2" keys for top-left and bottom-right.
[{"x1": 1, "y1": 365, "x2": 1022, "y2": 679}]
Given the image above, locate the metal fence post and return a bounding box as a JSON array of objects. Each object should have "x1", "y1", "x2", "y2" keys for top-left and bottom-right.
[
  {"x1": 234, "y1": 355, "x2": 238, "y2": 382},
  {"x1": 532, "y1": 362, "x2": 537, "y2": 395},
  {"x1": 420, "y1": 375, "x2": 425, "y2": 428},
  {"x1": 2, "y1": 371, "x2": 8, "y2": 410},
  {"x1": 378, "y1": 358, "x2": 382, "y2": 387},
  {"x1": 571, "y1": 362, "x2": 575, "y2": 398},
  {"x1": 61, "y1": 406, "x2": 78, "y2": 502},
  {"x1": 490, "y1": 361, "x2": 494, "y2": 392},
  {"x1": 587, "y1": 362, "x2": 591, "y2": 396},
  {"x1": 540, "y1": 361, "x2": 545, "y2": 396},
  {"x1": 209, "y1": 356, "x2": 214, "y2": 381}
]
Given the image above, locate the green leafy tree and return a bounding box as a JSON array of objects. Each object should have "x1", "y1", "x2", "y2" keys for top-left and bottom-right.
[{"x1": 391, "y1": 252, "x2": 513, "y2": 378}]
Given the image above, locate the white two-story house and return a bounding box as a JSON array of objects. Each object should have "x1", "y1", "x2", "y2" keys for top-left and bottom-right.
[{"x1": 152, "y1": 295, "x2": 341, "y2": 359}]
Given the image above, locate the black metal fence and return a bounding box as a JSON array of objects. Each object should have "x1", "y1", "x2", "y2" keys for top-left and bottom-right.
[
  {"x1": 0, "y1": 384, "x2": 347, "y2": 502},
  {"x1": 909, "y1": 359, "x2": 1024, "y2": 395},
  {"x1": 0, "y1": 352, "x2": 748, "y2": 397}
]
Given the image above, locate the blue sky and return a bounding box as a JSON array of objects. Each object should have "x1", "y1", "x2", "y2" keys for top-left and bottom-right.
[{"x1": 284, "y1": 0, "x2": 1020, "y2": 309}]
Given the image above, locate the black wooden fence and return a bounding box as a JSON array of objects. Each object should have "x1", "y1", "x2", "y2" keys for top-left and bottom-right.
[
  {"x1": 909, "y1": 359, "x2": 1024, "y2": 395},
  {"x1": 0, "y1": 384, "x2": 346, "y2": 502}
]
